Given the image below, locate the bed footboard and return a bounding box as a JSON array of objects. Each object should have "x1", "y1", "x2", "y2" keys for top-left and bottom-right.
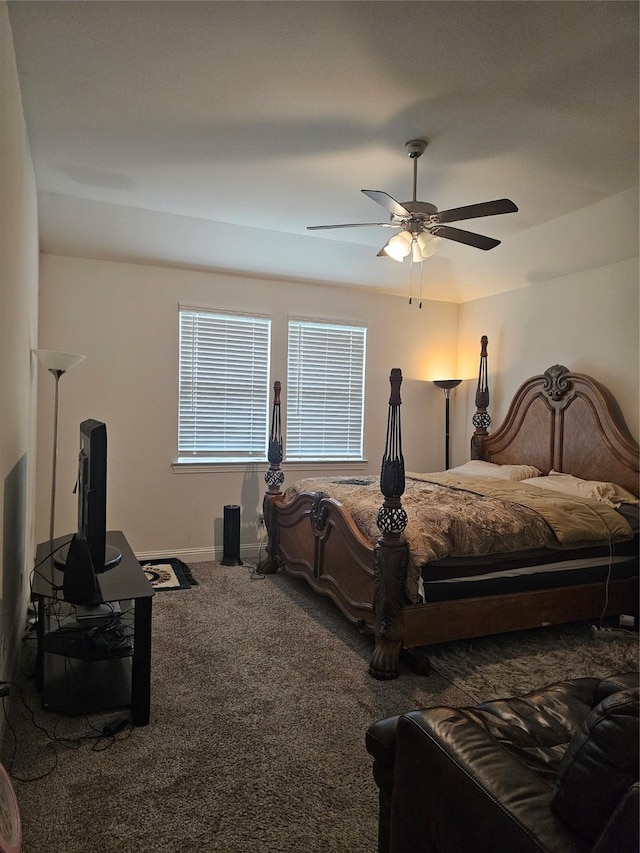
[
  {"x1": 259, "y1": 371, "x2": 412, "y2": 679},
  {"x1": 267, "y1": 490, "x2": 377, "y2": 625}
]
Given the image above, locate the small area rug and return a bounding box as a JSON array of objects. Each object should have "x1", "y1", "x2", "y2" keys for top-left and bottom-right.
[
  {"x1": 428, "y1": 621, "x2": 639, "y2": 701},
  {"x1": 139, "y1": 557, "x2": 197, "y2": 591}
]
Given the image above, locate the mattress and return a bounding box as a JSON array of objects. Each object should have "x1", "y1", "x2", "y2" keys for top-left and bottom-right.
[
  {"x1": 284, "y1": 476, "x2": 637, "y2": 604},
  {"x1": 422, "y1": 505, "x2": 639, "y2": 602}
]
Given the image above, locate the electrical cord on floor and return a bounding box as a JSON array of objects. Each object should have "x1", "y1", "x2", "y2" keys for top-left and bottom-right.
[
  {"x1": 0, "y1": 676, "x2": 133, "y2": 781},
  {"x1": 87, "y1": 716, "x2": 133, "y2": 753},
  {"x1": 246, "y1": 522, "x2": 267, "y2": 580},
  {"x1": 249, "y1": 561, "x2": 266, "y2": 581},
  {"x1": 0, "y1": 683, "x2": 59, "y2": 782}
]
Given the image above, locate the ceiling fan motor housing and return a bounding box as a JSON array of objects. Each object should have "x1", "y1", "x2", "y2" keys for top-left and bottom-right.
[
  {"x1": 405, "y1": 139, "x2": 428, "y2": 158},
  {"x1": 393, "y1": 201, "x2": 438, "y2": 232}
]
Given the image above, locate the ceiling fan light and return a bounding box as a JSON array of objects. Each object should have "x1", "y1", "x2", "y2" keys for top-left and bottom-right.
[
  {"x1": 384, "y1": 241, "x2": 407, "y2": 262},
  {"x1": 412, "y1": 240, "x2": 424, "y2": 263},
  {"x1": 384, "y1": 230, "x2": 412, "y2": 261},
  {"x1": 417, "y1": 232, "x2": 442, "y2": 259}
]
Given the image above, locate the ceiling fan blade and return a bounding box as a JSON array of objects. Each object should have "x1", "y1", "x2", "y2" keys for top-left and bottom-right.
[
  {"x1": 430, "y1": 225, "x2": 500, "y2": 250},
  {"x1": 307, "y1": 222, "x2": 398, "y2": 230},
  {"x1": 432, "y1": 198, "x2": 518, "y2": 224},
  {"x1": 361, "y1": 190, "x2": 412, "y2": 218}
]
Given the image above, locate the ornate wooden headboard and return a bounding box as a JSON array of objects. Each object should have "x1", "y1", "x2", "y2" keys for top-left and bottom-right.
[{"x1": 475, "y1": 364, "x2": 639, "y2": 497}]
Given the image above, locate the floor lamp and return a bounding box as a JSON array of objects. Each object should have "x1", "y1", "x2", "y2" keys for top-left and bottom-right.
[
  {"x1": 33, "y1": 349, "x2": 86, "y2": 546},
  {"x1": 433, "y1": 379, "x2": 462, "y2": 470}
]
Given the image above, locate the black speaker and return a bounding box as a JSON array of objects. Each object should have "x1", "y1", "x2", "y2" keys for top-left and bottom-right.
[
  {"x1": 62, "y1": 533, "x2": 103, "y2": 605},
  {"x1": 221, "y1": 504, "x2": 243, "y2": 566}
]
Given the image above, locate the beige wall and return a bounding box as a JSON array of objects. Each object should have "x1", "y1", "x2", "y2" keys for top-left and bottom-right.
[
  {"x1": 453, "y1": 258, "x2": 639, "y2": 463},
  {"x1": 36, "y1": 249, "x2": 640, "y2": 563},
  {"x1": 0, "y1": 2, "x2": 39, "y2": 682},
  {"x1": 37, "y1": 254, "x2": 459, "y2": 561}
]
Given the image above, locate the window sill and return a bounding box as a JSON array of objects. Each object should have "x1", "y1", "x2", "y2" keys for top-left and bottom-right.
[
  {"x1": 173, "y1": 458, "x2": 266, "y2": 473},
  {"x1": 172, "y1": 458, "x2": 369, "y2": 474}
]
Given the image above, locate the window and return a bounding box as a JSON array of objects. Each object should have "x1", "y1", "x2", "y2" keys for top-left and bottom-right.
[
  {"x1": 178, "y1": 308, "x2": 271, "y2": 461},
  {"x1": 286, "y1": 319, "x2": 366, "y2": 460}
]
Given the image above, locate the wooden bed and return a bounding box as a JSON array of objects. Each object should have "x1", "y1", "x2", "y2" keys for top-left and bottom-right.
[{"x1": 259, "y1": 349, "x2": 639, "y2": 680}]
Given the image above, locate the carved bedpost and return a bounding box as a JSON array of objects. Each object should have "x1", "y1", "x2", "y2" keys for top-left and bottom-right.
[
  {"x1": 471, "y1": 335, "x2": 491, "y2": 459},
  {"x1": 259, "y1": 380, "x2": 284, "y2": 574},
  {"x1": 369, "y1": 368, "x2": 410, "y2": 680}
]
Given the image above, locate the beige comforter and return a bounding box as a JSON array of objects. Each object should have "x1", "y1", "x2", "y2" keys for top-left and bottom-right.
[{"x1": 283, "y1": 473, "x2": 633, "y2": 603}]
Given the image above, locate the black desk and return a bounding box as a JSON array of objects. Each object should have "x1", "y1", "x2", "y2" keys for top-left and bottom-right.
[{"x1": 33, "y1": 531, "x2": 154, "y2": 726}]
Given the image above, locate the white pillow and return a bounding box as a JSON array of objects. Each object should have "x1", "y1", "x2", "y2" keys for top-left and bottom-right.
[
  {"x1": 521, "y1": 470, "x2": 639, "y2": 507},
  {"x1": 447, "y1": 460, "x2": 541, "y2": 481}
]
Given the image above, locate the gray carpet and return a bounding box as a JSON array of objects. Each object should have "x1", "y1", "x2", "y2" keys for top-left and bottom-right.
[
  {"x1": 428, "y1": 620, "x2": 639, "y2": 700},
  {"x1": 2, "y1": 561, "x2": 638, "y2": 853}
]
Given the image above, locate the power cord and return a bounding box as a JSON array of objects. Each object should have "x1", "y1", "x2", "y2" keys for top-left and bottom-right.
[
  {"x1": 86, "y1": 623, "x2": 134, "y2": 657},
  {"x1": 246, "y1": 517, "x2": 267, "y2": 580},
  {"x1": 103, "y1": 718, "x2": 130, "y2": 738},
  {"x1": 0, "y1": 678, "x2": 133, "y2": 779},
  {"x1": 578, "y1": 503, "x2": 639, "y2": 638},
  {"x1": 0, "y1": 682, "x2": 59, "y2": 781},
  {"x1": 30, "y1": 539, "x2": 70, "y2": 592}
]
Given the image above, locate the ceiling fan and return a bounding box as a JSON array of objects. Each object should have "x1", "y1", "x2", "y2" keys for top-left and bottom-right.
[{"x1": 307, "y1": 139, "x2": 518, "y2": 262}]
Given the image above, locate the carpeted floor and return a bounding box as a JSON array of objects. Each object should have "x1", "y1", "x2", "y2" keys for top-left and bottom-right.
[
  {"x1": 427, "y1": 620, "x2": 639, "y2": 700},
  {"x1": 2, "y1": 561, "x2": 637, "y2": 852}
]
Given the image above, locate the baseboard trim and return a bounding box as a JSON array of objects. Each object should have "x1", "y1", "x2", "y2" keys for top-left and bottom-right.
[{"x1": 135, "y1": 542, "x2": 264, "y2": 564}]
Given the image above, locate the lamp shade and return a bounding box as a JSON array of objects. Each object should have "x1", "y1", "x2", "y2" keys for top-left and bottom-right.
[
  {"x1": 384, "y1": 230, "x2": 412, "y2": 262},
  {"x1": 433, "y1": 379, "x2": 462, "y2": 391},
  {"x1": 33, "y1": 349, "x2": 86, "y2": 372},
  {"x1": 417, "y1": 232, "x2": 442, "y2": 259}
]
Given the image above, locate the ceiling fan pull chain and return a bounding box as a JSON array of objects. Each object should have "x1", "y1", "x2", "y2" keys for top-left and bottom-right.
[
  {"x1": 408, "y1": 253, "x2": 414, "y2": 304},
  {"x1": 419, "y1": 258, "x2": 424, "y2": 309}
]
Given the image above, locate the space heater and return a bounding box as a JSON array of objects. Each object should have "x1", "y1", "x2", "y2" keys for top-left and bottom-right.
[{"x1": 221, "y1": 504, "x2": 243, "y2": 566}]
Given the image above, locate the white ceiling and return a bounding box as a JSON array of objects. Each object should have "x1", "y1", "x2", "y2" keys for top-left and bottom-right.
[{"x1": 8, "y1": 0, "x2": 639, "y2": 303}]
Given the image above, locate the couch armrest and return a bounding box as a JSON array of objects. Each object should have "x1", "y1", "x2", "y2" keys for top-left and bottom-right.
[
  {"x1": 389, "y1": 708, "x2": 582, "y2": 853},
  {"x1": 366, "y1": 714, "x2": 400, "y2": 772},
  {"x1": 366, "y1": 715, "x2": 401, "y2": 853},
  {"x1": 594, "y1": 672, "x2": 639, "y2": 703},
  {"x1": 552, "y1": 689, "x2": 639, "y2": 846},
  {"x1": 592, "y1": 782, "x2": 639, "y2": 853}
]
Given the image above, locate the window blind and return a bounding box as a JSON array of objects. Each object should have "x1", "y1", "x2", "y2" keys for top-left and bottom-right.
[
  {"x1": 287, "y1": 320, "x2": 366, "y2": 460},
  {"x1": 178, "y1": 309, "x2": 271, "y2": 459}
]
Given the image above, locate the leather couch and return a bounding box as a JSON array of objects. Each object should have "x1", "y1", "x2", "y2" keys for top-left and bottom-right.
[{"x1": 366, "y1": 673, "x2": 639, "y2": 853}]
